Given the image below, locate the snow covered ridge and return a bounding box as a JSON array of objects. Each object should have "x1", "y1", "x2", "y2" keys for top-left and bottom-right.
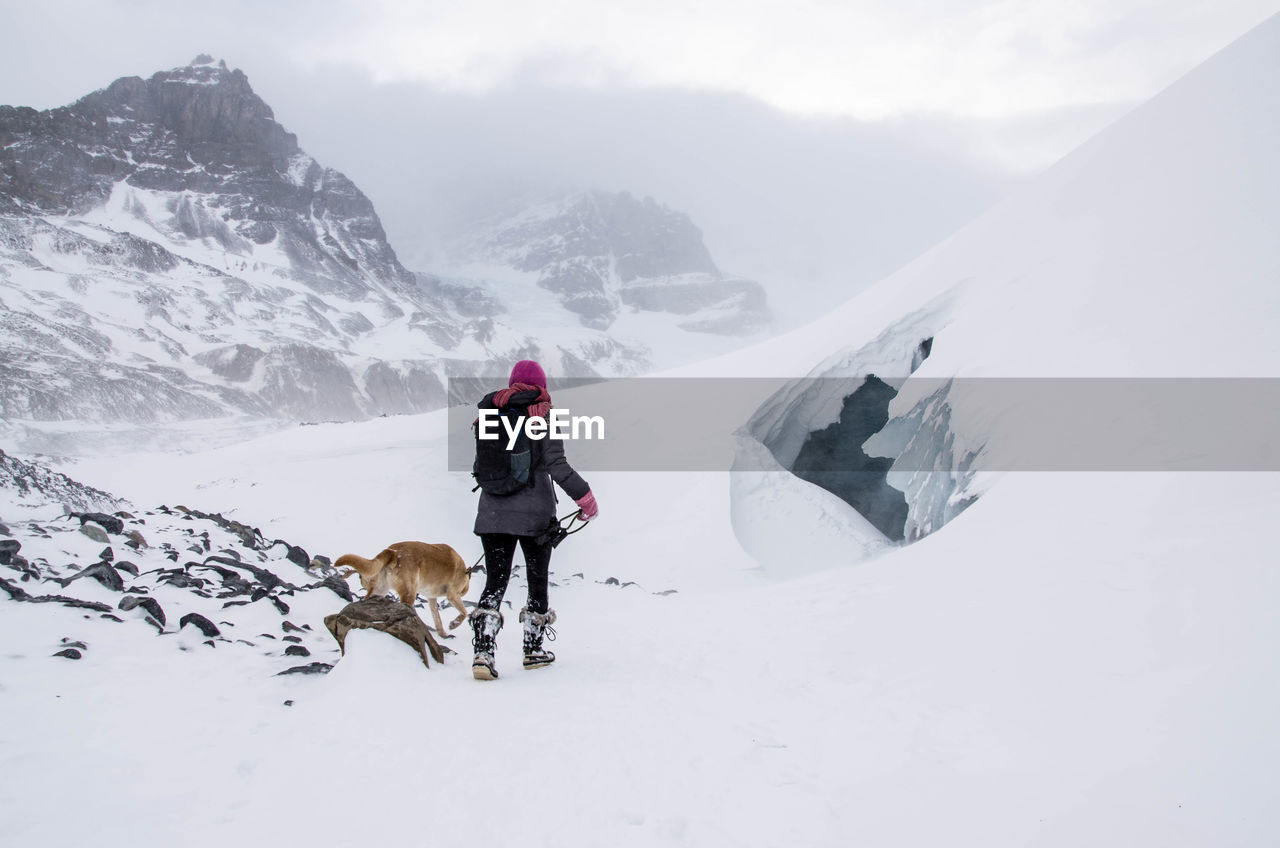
[
  {"x1": 442, "y1": 189, "x2": 770, "y2": 334},
  {"x1": 0, "y1": 60, "x2": 773, "y2": 452},
  {"x1": 0, "y1": 450, "x2": 352, "y2": 675},
  {"x1": 726, "y1": 16, "x2": 1280, "y2": 564}
]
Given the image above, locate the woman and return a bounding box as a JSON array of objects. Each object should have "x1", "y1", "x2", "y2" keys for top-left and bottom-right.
[{"x1": 470, "y1": 359, "x2": 598, "y2": 680}]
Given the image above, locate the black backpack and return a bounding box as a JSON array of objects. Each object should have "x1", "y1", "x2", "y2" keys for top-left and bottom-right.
[{"x1": 472, "y1": 396, "x2": 536, "y2": 496}]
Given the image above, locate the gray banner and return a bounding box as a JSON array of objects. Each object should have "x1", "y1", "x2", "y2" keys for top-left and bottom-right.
[{"x1": 446, "y1": 377, "x2": 1280, "y2": 472}]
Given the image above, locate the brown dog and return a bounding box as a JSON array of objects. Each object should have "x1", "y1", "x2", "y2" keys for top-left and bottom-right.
[{"x1": 335, "y1": 542, "x2": 471, "y2": 637}]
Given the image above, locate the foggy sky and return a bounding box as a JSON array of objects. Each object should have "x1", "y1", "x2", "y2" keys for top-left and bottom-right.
[{"x1": 1, "y1": 1, "x2": 1275, "y2": 324}]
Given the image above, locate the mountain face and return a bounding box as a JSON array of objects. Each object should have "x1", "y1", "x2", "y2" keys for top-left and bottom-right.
[
  {"x1": 0, "y1": 58, "x2": 768, "y2": 446},
  {"x1": 448, "y1": 190, "x2": 769, "y2": 334}
]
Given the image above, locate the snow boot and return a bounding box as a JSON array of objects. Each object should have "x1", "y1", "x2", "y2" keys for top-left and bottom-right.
[
  {"x1": 520, "y1": 607, "x2": 557, "y2": 670},
  {"x1": 470, "y1": 607, "x2": 503, "y2": 680}
]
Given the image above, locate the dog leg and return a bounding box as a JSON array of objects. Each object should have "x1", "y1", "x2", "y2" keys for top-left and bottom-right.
[
  {"x1": 446, "y1": 590, "x2": 468, "y2": 630},
  {"x1": 427, "y1": 596, "x2": 452, "y2": 638}
]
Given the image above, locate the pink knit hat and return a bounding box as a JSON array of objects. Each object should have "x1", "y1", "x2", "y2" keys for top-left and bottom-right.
[{"x1": 509, "y1": 359, "x2": 547, "y2": 389}]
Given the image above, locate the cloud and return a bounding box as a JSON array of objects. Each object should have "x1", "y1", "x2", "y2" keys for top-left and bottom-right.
[{"x1": 288, "y1": 0, "x2": 1279, "y2": 120}]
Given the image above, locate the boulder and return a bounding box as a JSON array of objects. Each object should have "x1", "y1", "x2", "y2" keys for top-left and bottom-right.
[
  {"x1": 0, "y1": 538, "x2": 20, "y2": 564},
  {"x1": 324, "y1": 596, "x2": 444, "y2": 669},
  {"x1": 78, "y1": 524, "x2": 110, "y2": 544}
]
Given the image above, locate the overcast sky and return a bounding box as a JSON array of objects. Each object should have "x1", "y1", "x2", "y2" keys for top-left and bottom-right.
[{"x1": 1, "y1": 1, "x2": 1276, "y2": 321}]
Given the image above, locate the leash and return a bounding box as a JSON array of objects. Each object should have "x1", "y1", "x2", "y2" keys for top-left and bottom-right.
[{"x1": 468, "y1": 510, "x2": 590, "y2": 573}]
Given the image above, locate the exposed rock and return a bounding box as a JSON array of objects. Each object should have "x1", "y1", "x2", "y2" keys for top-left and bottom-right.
[
  {"x1": 59, "y1": 561, "x2": 124, "y2": 592},
  {"x1": 179, "y1": 612, "x2": 220, "y2": 638},
  {"x1": 98, "y1": 546, "x2": 114, "y2": 562},
  {"x1": 78, "y1": 524, "x2": 110, "y2": 544},
  {"x1": 113, "y1": 560, "x2": 138, "y2": 576},
  {"x1": 323, "y1": 596, "x2": 444, "y2": 668},
  {"x1": 74, "y1": 512, "x2": 124, "y2": 535},
  {"x1": 118, "y1": 595, "x2": 167, "y2": 627},
  {"x1": 0, "y1": 538, "x2": 20, "y2": 564},
  {"x1": 276, "y1": 662, "x2": 333, "y2": 676},
  {"x1": 53, "y1": 648, "x2": 82, "y2": 660},
  {"x1": 285, "y1": 545, "x2": 309, "y2": 569},
  {"x1": 284, "y1": 645, "x2": 310, "y2": 657}
]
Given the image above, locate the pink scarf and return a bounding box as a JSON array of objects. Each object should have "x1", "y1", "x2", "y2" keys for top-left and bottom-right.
[{"x1": 493, "y1": 382, "x2": 552, "y2": 420}]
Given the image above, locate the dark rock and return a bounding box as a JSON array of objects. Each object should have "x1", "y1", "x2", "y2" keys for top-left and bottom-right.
[
  {"x1": 281, "y1": 620, "x2": 304, "y2": 633},
  {"x1": 98, "y1": 546, "x2": 114, "y2": 562},
  {"x1": 179, "y1": 612, "x2": 220, "y2": 638},
  {"x1": 323, "y1": 596, "x2": 444, "y2": 668},
  {"x1": 282, "y1": 635, "x2": 303, "y2": 643},
  {"x1": 0, "y1": 522, "x2": 10, "y2": 536},
  {"x1": 118, "y1": 595, "x2": 166, "y2": 626},
  {"x1": 26, "y1": 593, "x2": 112, "y2": 612},
  {"x1": 113, "y1": 560, "x2": 138, "y2": 576},
  {"x1": 310, "y1": 554, "x2": 332, "y2": 569},
  {"x1": 125, "y1": 530, "x2": 148, "y2": 549},
  {"x1": 308, "y1": 573, "x2": 354, "y2": 602},
  {"x1": 0, "y1": 538, "x2": 20, "y2": 564},
  {"x1": 100, "y1": 614, "x2": 124, "y2": 622},
  {"x1": 78, "y1": 524, "x2": 110, "y2": 544},
  {"x1": 284, "y1": 645, "x2": 310, "y2": 657},
  {"x1": 283, "y1": 700, "x2": 294, "y2": 706},
  {"x1": 276, "y1": 662, "x2": 333, "y2": 676},
  {"x1": 654, "y1": 589, "x2": 679, "y2": 596},
  {"x1": 270, "y1": 595, "x2": 290, "y2": 615},
  {"x1": 59, "y1": 561, "x2": 124, "y2": 592},
  {"x1": 60, "y1": 639, "x2": 87, "y2": 650},
  {"x1": 53, "y1": 648, "x2": 82, "y2": 659},
  {"x1": 74, "y1": 512, "x2": 124, "y2": 535},
  {"x1": 285, "y1": 545, "x2": 309, "y2": 569}
]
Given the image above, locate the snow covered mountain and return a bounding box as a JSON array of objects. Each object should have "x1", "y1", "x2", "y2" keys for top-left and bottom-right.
[
  {"x1": 726, "y1": 12, "x2": 1280, "y2": 562},
  {"x1": 0, "y1": 57, "x2": 768, "y2": 451},
  {"x1": 3, "y1": 19, "x2": 1278, "y2": 848},
  {"x1": 444, "y1": 190, "x2": 769, "y2": 334}
]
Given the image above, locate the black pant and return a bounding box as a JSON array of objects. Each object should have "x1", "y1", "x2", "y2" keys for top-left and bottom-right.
[{"x1": 478, "y1": 533, "x2": 553, "y2": 614}]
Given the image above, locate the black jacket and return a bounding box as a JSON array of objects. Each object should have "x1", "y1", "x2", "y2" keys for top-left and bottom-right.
[{"x1": 473, "y1": 392, "x2": 590, "y2": 537}]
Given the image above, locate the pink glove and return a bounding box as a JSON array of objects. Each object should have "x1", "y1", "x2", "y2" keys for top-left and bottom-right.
[{"x1": 575, "y1": 490, "x2": 599, "y2": 521}]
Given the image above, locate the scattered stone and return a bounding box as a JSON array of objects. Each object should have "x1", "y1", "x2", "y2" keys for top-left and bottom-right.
[
  {"x1": 282, "y1": 620, "x2": 304, "y2": 633},
  {"x1": 179, "y1": 612, "x2": 220, "y2": 638},
  {"x1": 309, "y1": 573, "x2": 354, "y2": 602},
  {"x1": 285, "y1": 545, "x2": 309, "y2": 569},
  {"x1": 53, "y1": 648, "x2": 82, "y2": 660},
  {"x1": 270, "y1": 596, "x2": 290, "y2": 615},
  {"x1": 276, "y1": 662, "x2": 332, "y2": 676},
  {"x1": 282, "y1": 635, "x2": 303, "y2": 643},
  {"x1": 98, "y1": 546, "x2": 114, "y2": 562},
  {"x1": 60, "y1": 639, "x2": 88, "y2": 649},
  {"x1": 59, "y1": 561, "x2": 124, "y2": 592},
  {"x1": 310, "y1": 554, "x2": 332, "y2": 570},
  {"x1": 284, "y1": 645, "x2": 311, "y2": 657},
  {"x1": 99, "y1": 614, "x2": 124, "y2": 622},
  {"x1": 114, "y1": 560, "x2": 139, "y2": 577},
  {"x1": 124, "y1": 529, "x2": 147, "y2": 548},
  {"x1": 0, "y1": 522, "x2": 10, "y2": 536},
  {"x1": 119, "y1": 595, "x2": 167, "y2": 627},
  {"x1": 283, "y1": 700, "x2": 294, "y2": 706},
  {"x1": 73, "y1": 512, "x2": 124, "y2": 535},
  {"x1": 0, "y1": 539, "x2": 20, "y2": 564},
  {"x1": 78, "y1": 524, "x2": 110, "y2": 544},
  {"x1": 324, "y1": 596, "x2": 444, "y2": 669},
  {"x1": 216, "y1": 548, "x2": 241, "y2": 561},
  {"x1": 654, "y1": 589, "x2": 679, "y2": 596}
]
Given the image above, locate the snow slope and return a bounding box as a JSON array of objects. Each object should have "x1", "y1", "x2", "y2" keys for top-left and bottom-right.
[{"x1": 3, "y1": 13, "x2": 1280, "y2": 848}]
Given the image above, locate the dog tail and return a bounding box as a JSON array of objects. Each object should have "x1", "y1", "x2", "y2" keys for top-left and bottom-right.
[{"x1": 334, "y1": 549, "x2": 395, "y2": 580}]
